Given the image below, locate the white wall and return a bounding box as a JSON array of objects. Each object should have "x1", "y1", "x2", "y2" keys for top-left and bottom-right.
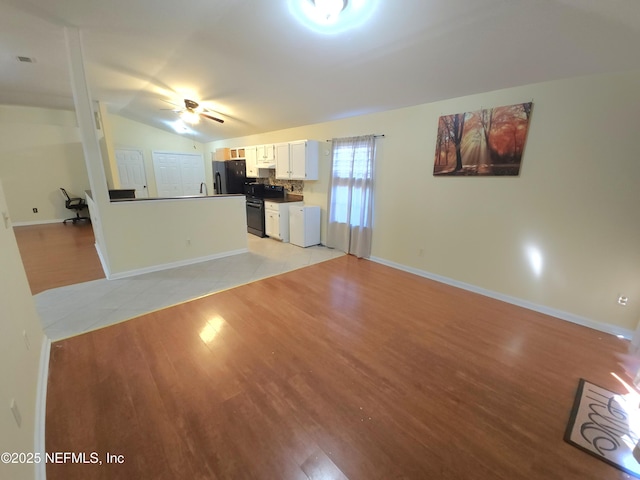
[
  {"x1": 96, "y1": 195, "x2": 247, "y2": 276},
  {"x1": 208, "y1": 70, "x2": 640, "y2": 332},
  {"x1": 0, "y1": 179, "x2": 45, "y2": 480},
  {"x1": 0, "y1": 106, "x2": 89, "y2": 224},
  {"x1": 374, "y1": 70, "x2": 639, "y2": 332}
]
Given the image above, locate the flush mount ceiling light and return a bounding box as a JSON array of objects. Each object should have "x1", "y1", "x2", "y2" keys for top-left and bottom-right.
[
  {"x1": 313, "y1": 0, "x2": 347, "y2": 23},
  {"x1": 290, "y1": 0, "x2": 377, "y2": 34}
]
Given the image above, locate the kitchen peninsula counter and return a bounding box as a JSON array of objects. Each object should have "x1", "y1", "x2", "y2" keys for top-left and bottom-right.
[
  {"x1": 86, "y1": 191, "x2": 244, "y2": 202},
  {"x1": 83, "y1": 190, "x2": 248, "y2": 277}
]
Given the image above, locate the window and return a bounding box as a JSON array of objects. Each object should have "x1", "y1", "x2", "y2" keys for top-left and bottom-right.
[
  {"x1": 330, "y1": 143, "x2": 373, "y2": 225},
  {"x1": 327, "y1": 135, "x2": 376, "y2": 258}
]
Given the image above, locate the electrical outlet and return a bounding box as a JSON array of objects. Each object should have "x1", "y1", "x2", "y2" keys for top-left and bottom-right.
[
  {"x1": 32, "y1": 207, "x2": 38, "y2": 213},
  {"x1": 618, "y1": 295, "x2": 628, "y2": 306},
  {"x1": 10, "y1": 399, "x2": 22, "y2": 428},
  {"x1": 23, "y1": 330, "x2": 30, "y2": 350}
]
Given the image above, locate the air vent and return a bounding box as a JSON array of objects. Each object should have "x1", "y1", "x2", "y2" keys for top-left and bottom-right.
[{"x1": 16, "y1": 56, "x2": 35, "y2": 63}]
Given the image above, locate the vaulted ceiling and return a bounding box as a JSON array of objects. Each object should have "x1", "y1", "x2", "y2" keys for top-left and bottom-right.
[{"x1": 1, "y1": 0, "x2": 639, "y2": 142}]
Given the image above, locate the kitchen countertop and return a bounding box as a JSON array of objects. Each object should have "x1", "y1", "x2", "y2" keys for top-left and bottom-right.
[
  {"x1": 263, "y1": 194, "x2": 304, "y2": 204},
  {"x1": 86, "y1": 190, "x2": 244, "y2": 202},
  {"x1": 110, "y1": 194, "x2": 244, "y2": 202}
]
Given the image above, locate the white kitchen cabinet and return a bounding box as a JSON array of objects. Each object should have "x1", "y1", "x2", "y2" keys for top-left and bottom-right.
[
  {"x1": 245, "y1": 146, "x2": 268, "y2": 178},
  {"x1": 290, "y1": 140, "x2": 317, "y2": 179},
  {"x1": 264, "y1": 200, "x2": 303, "y2": 242},
  {"x1": 229, "y1": 147, "x2": 246, "y2": 160},
  {"x1": 214, "y1": 148, "x2": 231, "y2": 161},
  {"x1": 245, "y1": 146, "x2": 257, "y2": 177},
  {"x1": 274, "y1": 143, "x2": 290, "y2": 179},
  {"x1": 265, "y1": 209, "x2": 279, "y2": 239},
  {"x1": 275, "y1": 140, "x2": 319, "y2": 180},
  {"x1": 256, "y1": 144, "x2": 275, "y2": 167}
]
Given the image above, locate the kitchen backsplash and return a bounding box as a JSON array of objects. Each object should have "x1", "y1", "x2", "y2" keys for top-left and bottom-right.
[{"x1": 257, "y1": 171, "x2": 304, "y2": 194}]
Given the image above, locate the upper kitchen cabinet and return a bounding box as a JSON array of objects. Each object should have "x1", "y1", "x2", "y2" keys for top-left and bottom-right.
[
  {"x1": 245, "y1": 146, "x2": 268, "y2": 178},
  {"x1": 275, "y1": 140, "x2": 319, "y2": 180},
  {"x1": 214, "y1": 148, "x2": 231, "y2": 161},
  {"x1": 256, "y1": 144, "x2": 275, "y2": 168},
  {"x1": 230, "y1": 147, "x2": 246, "y2": 160},
  {"x1": 275, "y1": 143, "x2": 290, "y2": 178}
]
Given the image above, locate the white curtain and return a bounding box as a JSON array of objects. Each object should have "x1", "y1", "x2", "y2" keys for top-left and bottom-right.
[{"x1": 326, "y1": 135, "x2": 376, "y2": 258}]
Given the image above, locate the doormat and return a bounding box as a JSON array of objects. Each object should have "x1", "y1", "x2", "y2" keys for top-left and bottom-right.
[{"x1": 565, "y1": 378, "x2": 640, "y2": 477}]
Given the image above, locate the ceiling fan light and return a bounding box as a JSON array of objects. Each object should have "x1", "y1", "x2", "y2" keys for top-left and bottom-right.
[
  {"x1": 181, "y1": 109, "x2": 200, "y2": 125},
  {"x1": 313, "y1": 0, "x2": 346, "y2": 22}
]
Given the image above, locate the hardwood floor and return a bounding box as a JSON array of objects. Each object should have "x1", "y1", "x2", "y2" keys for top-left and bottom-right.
[
  {"x1": 13, "y1": 223, "x2": 105, "y2": 294},
  {"x1": 45, "y1": 255, "x2": 630, "y2": 479}
]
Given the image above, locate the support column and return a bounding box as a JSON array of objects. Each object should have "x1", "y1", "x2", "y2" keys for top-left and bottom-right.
[
  {"x1": 63, "y1": 27, "x2": 109, "y2": 206},
  {"x1": 64, "y1": 27, "x2": 112, "y2": 275}
]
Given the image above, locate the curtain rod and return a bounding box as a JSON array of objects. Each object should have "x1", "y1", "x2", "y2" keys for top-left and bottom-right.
[{"x1": 325, "y1": 134, "x2": 385, "y2": 142}]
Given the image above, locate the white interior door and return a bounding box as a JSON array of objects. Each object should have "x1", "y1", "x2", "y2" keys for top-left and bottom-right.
[
  {"x1": 115, "y1": 149, "x2": 148, "y2": 198},
  {"x1": 179, "y1": 154, "x2": 206, "y2": 196},
  {"x1": 153, "y1": 152, "x2": 183, "y2": 197},
  {"x1": 152, "y1": 152, "x2": 205, "y2": 197}
]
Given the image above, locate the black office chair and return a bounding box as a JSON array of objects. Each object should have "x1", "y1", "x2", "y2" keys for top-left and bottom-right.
[{"x1": 60, "y1": 188, "x2": 91, "y2": 224}]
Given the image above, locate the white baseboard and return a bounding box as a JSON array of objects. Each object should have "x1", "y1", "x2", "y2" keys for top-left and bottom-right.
[
  {"x1": 12, "y1": 219, "x2": 65, "y2": 227},
  {"x1": 107, "y1": 248, "x2": 249, "y2": 280},
  {"x1": 34, "y1": 335, "x2": 51, "y2": 480},
  {"x1": 368, "y1": 256, "x2": 633, "y2": 340}
]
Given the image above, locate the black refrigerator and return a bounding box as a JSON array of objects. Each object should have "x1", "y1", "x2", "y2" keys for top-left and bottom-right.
[{"x1": 213, "y1": 160, "x2": 246, "y2": 194}]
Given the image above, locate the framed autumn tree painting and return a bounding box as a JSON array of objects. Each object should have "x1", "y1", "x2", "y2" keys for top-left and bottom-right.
[{"x1": 433, "y1": 102, "x2": 533, "y2": 176}]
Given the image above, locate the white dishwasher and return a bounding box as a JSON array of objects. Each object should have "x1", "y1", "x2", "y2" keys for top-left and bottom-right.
[{"x1": 289, "y1": 205, "x2": 321, "y2": 247}]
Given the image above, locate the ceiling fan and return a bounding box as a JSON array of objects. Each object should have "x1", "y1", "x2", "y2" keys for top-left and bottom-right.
[{"x1": 163, "y1": 99, "x2": 224, "y2": 124}]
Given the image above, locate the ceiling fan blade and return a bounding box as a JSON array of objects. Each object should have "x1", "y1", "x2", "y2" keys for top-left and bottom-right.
[
  {"x1": 161, "y1": 98, "x2": 182, "y2": 108},
  {"x1": 200, "y1": 113, "x2": 224, "y2": 124}
]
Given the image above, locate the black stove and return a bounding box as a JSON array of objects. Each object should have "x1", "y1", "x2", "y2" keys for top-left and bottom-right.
[{"x1": 245, "y1": 184, "x2": 285, "y2": 237}]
